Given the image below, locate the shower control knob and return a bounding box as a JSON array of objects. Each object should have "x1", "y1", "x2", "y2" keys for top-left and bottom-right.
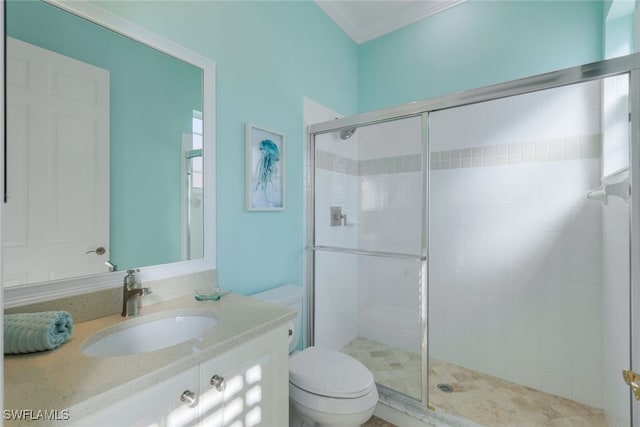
[{"x1": 210, "y1": 374, "x2": 226, "y2": 392}]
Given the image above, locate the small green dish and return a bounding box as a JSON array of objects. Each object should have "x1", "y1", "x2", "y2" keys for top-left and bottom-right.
[{"x1": 195, "y1": 287, "x2": 230, "y2": 301}]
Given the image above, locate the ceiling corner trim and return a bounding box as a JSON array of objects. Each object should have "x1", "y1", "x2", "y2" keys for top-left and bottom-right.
[
  {"x1": 315, "y1": 1, "x2": 368, "y2": 44},
  {"x1": 363, "y1": 0, "x2": 467, "y2": 43},
  {"x1": 316, "y1": 0, "x2": 467, "y2": 45}
]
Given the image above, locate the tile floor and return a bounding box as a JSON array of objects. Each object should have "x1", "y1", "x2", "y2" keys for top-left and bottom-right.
[
  {"x1": 341, "y1": 337, "x2": 608, "y2": 427},
  {"x1": 363, "y1": 415, "x2": 397, "y2": 427}
]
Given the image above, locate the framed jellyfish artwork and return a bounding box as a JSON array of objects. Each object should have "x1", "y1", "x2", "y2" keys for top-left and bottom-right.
[{"x1": 246, "y1": 123, "x2": 286, "y2": 211}]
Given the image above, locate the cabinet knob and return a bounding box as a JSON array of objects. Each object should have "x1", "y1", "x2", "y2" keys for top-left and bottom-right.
[
  {"x1": 180, "y1": 390, "x2": 198, "y2": 408},
  {"x1": 210, "y1": 374, "x2": 226, "y2": 392}
]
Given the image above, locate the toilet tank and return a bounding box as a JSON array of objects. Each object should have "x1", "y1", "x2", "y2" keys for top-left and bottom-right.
[{"x1": 252, "y1": 284, "x2": 302, "y2": 354}]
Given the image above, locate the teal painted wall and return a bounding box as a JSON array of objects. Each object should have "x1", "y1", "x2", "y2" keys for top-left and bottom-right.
[
  {"x1": 16, "y1": 0, "x2": 605, "y2": 299},
  {"x1": 7, "y1": 0, "x2": 202, "y2": 270},
  {"x1": 91, "y1": 0, "x2": 359, "y2": 295},
  {"x1": 605, "y1": 14, "x2": 633, "y2": 58},
  {"x1": 358, "y1": 0, "x2": 604, "y2": 112},
  {"x1": 602, "y1": 0, "x2": 638, "y2": 58}
]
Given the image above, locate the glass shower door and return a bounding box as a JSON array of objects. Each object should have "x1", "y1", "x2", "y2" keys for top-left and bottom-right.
[
  {"x1": 311, "y1": 115, "x2": 427, "y2": 401},
  {"x1": 428, "y1": 77, "x2": 631, "y2": 426}
]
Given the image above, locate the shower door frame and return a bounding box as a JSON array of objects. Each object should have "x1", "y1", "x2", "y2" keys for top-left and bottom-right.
[
  {"x1": 307, "y1": 111, "x2": 431, "y2": 404},
  {"x1": 307, "y1": 52, "x2": 640, "y2": 420}
]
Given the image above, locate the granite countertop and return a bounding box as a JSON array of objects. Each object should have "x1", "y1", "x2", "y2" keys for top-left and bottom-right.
[{"x1": 4, "y1": 293, "x2": 295, "y2": 426}]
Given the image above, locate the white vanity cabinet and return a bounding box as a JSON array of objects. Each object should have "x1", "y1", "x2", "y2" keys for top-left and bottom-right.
[
  {"x1": 73, "y1": 366, "x2": 201, "y2": 427},
  {"x1": 198, "y1": 326, "x2": 289, "y2": 426},
  {"x1": 71, "y1": 325, "x2": 289, "y2": 427}
]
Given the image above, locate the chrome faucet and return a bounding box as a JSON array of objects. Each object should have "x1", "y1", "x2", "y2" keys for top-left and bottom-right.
[{"x1": 121, "y1": 269, "x2": 152, "y2": 317}]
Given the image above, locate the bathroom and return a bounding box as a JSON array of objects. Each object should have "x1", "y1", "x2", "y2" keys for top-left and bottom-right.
[{"x1": 2, "y1": 0, "x2": 640, "y2": 426}]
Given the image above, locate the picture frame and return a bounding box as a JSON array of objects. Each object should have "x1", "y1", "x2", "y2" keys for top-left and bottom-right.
[{"x1": 246, "y1": 123, "x2": 286, "y2": 211}]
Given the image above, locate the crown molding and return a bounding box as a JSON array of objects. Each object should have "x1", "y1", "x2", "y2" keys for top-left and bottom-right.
[{"x1": 317, "y1": 0, "x2": 467, "y2": 44}]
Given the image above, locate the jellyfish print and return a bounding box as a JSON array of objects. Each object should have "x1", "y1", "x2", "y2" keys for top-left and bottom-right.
[
  {"x1": 247, "y1": 124, "x2": 285, "y2": 210},
  {"x1": 255, "y1": 139, "x2": 280, "y2": 201}
]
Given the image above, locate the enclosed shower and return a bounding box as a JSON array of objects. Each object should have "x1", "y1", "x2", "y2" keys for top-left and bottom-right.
[{"x1": 307, "y1": 54, "x2": 640, "y2": 426}]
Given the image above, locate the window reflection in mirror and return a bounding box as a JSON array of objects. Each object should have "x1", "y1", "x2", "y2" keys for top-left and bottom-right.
[{"x1": 3, "y1": 0, "x2": 204, "y2": 288}]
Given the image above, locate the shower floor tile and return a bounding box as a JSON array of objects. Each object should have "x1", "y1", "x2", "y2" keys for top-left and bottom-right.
[
  {"x1": 341, "y1": 337, "x2": 607, "y2": 427},
  {"x1": 341, "y1": 336, "x2": 422, "y2": 400}
]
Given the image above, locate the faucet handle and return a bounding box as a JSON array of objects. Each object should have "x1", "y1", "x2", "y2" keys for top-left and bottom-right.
[{"x1": 124, "y1": 269, "x2": 140, "y2": 288}]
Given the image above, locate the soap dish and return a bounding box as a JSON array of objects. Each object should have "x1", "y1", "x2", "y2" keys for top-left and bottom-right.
[{"x1": 195, "y1": 287, "x2": 230, "y2": 301}]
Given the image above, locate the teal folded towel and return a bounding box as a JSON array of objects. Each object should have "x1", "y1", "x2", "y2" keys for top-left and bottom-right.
[{"x1": 4, "y1": 311, "x2": 73, "y2": 354}]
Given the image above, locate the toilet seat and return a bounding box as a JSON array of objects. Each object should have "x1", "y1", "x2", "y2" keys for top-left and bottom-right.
[
  {"x1": 289, "y1": 347, "x2": 375, "y2": 398},
  {"x1": 289, "y1": 380, "x2": 379, "y2": 417}
]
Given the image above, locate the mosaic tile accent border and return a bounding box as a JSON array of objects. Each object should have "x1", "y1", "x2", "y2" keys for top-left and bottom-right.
[
  {"x1": 316, "y1": 133, "x2": 602, "y2": 176},
  {"x1": 432, "y1": 133, "x2": 602, "y2": 170},
  {"x1": 316, "y1": 150, "x2": 421, "y2": 176},
  {"x1": 360, "y1": 154, "x2": 422, "y2": 176},
  {"x1": 315, "y1": 150, "x2": 359, "y2": 175}
]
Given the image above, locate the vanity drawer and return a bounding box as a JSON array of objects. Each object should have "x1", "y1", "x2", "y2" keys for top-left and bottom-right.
[{"x1": 70, "y1": 366, "x2": 199, "y2": 427}]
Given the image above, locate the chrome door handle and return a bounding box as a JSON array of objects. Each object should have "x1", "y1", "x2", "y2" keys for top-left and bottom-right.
[
  {"x1": 623, "y1": 369, "x2": 640, "y2": 401},
  {"x1": 86, "y1": 246, "x2": 106, "y2": 255}
]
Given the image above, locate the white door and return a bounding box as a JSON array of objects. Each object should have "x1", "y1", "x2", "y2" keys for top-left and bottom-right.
[
  {"x1": 632, "y1": 70, "x2": 640, "y2": 427},
  {"x1": 3, "y1": 37, "x2": 110, "y2": 286}
]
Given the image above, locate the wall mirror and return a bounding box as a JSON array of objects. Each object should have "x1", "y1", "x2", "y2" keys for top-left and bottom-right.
[{"x1": 3, "y1": 0, "x2": 216, "y2": 307}]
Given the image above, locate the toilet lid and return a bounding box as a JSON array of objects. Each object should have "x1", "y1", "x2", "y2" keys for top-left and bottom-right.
[{"x1": 289, "y1": 347, "x2": 375, "y2": 398}]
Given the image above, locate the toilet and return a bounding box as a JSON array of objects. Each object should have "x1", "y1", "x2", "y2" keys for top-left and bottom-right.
[{"x1": 253, "y1": 285, "x2": 378, "y2": 427}]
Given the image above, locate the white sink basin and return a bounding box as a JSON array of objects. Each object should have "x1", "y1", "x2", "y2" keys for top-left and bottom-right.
[{"x1": 82, "y1": 312, "x2": 218, "y2": 357}]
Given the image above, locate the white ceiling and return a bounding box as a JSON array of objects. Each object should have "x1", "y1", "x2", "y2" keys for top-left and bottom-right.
[{"x1": 316, "y1": 0, "x2": 467, "y2": 44}]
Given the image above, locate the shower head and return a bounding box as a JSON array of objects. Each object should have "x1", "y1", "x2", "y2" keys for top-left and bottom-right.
[
  {"x1": 332, "y1": 117, "x2": 357, "y2": 141},
  {"x1": 339, "y1": 127, "x2": 356, "y2": 140}
]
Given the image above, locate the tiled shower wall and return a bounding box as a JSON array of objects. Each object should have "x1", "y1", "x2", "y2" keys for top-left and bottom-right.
[
  {"x1": 602, "y1": 196, "x2": 629, "y2": 427},
  {"x1": 429, "y1": 81, "x2": 604, "y2": 408},
  {"x1": 601, "y1": 74, "x2": 631, "y2": 427},
  {"x1": 356, "y1": 117, "x2": 424, "y2": 355},
  {"x1": 313, "y1": 131, "x2": 360, "y2": 351}
]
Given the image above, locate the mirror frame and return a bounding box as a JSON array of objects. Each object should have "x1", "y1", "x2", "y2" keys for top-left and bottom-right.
[{"x1": 3, "y1": 0, "x2": 216, "y2": 308}]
